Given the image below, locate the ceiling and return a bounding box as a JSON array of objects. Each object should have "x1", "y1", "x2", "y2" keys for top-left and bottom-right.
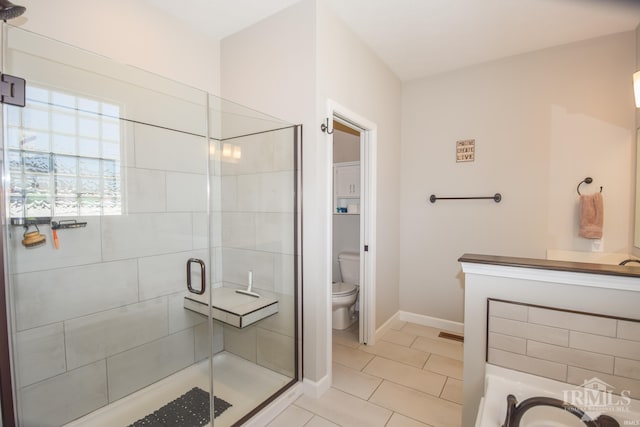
[{"x1": 146, "y1": 0, "x2": 640, "y2": 82}]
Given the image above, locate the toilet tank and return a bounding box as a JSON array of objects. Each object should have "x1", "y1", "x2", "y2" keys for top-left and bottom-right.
[{"x1": 338, "y1": 251, "x2": 360, "y2": 284}]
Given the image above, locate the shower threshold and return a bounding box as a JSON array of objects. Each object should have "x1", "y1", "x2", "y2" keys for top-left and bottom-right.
[{"x1": 64, "y1": 351, "x2": 291, "y2": 427}]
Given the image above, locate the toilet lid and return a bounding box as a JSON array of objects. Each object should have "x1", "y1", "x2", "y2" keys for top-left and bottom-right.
[{"x1": 332, "y1": 282, "x2": 357, "y2": 296}]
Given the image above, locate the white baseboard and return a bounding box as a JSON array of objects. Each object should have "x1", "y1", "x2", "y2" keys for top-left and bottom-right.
[
  {"x1": 374, "y1": 311, "x2": 401, "y2": 343},
  {"x1": 302, "y1": 374, "x2": 330, "y2": 398},
  {"x1": 242, "y1": 382, "x2": 304, "y2": 427},
  {"x1": 398, "y1": 310, "x2": 464, "y2": 334}
]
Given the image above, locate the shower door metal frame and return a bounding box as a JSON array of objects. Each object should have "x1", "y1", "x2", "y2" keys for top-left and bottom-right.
[
  {"x1": 0, "y1": 224, "x2": 15, "y2": 426},
  {"x1": 221, "y1": 123, "x2": 303, "y2": 427},
  {"x1": 0, "y1": 19, "x2": 17, "y2": 427}
]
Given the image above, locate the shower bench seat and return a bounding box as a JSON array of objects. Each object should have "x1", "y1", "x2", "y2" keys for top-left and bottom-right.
[{"x1": 184, "y1": 287, "x2": 278, "y2": 328}]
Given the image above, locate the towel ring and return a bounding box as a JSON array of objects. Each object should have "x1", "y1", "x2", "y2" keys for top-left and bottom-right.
[{"x1": 577, "y1": 177, "x2": 602, "y2": 196}]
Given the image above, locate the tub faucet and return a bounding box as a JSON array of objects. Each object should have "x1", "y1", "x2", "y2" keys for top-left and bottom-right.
[
  {"x1": 502, "y1": 394, "x2": 619, "y2": 427},
  {"x1": 619, "y1": 259, "x2": 640, "y2": 266}
]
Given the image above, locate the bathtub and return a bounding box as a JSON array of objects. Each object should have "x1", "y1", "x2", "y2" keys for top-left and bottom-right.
[
  {"x1": 545, "y1": 249, "x2": 632, "y2": 266},
  {"x1": 476, "y1": 365, "x2": 640, "y2": 427}
]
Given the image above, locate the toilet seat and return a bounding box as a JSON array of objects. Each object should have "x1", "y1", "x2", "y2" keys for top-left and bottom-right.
[{"x1": 332, "y1": 282, "x2": 357, "y2": 296}]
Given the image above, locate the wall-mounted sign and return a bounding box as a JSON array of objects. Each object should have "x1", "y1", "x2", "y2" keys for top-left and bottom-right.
[{"x1": 456, "y1": 139, "x2": 475, "y2": 162}]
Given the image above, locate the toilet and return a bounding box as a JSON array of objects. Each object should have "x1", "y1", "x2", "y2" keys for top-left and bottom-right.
[{"x1": 332, "y1": 251, "x2": 360, "y2": 330}]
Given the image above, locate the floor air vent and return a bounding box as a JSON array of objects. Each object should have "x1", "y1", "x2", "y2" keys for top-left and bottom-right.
[{"x1": 438, "y1": 331, "x2": 464, "y2": 342}]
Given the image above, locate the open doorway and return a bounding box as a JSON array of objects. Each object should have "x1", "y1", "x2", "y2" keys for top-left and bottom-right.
[
  {"x1": 331, "y1": 121, "x2": 361, "y2": 344},
  {"x1": 326, "y1": 102, "x2": 377, "y2": 353}
]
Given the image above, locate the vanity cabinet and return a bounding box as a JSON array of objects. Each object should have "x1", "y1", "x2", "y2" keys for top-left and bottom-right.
[{"x1": 334, "y1": 161, "x2": 360, "y2": 214}]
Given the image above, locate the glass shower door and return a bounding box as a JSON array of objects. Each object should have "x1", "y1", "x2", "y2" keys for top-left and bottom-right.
[
  {"x1": 208, "y1": 97, "x2": 300, "y2": 426},
  {"x1": 1, "y1": 22, "x2": 301, "y2": 427},
  {"x1": 2, "y1": 26, "x2": 216, "y2": 426}
]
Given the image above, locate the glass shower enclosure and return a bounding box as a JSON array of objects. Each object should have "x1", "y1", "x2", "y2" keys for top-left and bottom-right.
[{"x1": 0, "y1": 25, "x2": 300, "y2": 427}]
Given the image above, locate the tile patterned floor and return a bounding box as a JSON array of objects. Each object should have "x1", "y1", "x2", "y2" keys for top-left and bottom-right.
[{"x1": 267, "y1": 320, "x2": 464, "y2": 427}]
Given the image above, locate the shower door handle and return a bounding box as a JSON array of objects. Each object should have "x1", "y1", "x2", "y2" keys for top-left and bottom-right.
[{"x1": 186, "y1": 258, "x2": 206, "y2": 295}]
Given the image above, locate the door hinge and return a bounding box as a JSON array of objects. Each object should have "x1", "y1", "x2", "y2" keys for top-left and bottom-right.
[
  {"x1": 0, "y1": 74, "x2": 25, "y2": 107},
  {"x1": 364, "y1": 245, "x2": 369, "y2": 252}
]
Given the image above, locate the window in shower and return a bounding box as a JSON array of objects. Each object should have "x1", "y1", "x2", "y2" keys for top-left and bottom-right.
[{"x1": 6, "y1": 85, "x2": 122, "y2": 219}]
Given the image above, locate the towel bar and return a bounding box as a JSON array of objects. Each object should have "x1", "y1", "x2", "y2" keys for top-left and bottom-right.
[{"x1": 429, "y1": 193, "x2": 501, "y2": 203}]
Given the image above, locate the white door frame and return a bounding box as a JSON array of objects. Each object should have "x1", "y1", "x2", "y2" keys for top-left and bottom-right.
[{"x1": 325, "y1": 99, "x2": 377, "y2": 364}]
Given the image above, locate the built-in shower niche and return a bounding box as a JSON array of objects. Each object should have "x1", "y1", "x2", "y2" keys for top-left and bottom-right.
[{"x1": 4, "y1": 25, "x2": 299, "y2": 427}]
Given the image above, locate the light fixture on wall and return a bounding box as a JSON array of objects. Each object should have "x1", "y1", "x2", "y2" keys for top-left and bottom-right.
[{"x1": 634, "y1": 71, "x2": 640, "y2": 108}]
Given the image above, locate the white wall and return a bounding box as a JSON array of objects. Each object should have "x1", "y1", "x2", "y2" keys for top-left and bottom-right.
[
  {"x1": 17, "y1": 0, "x2": 220, "y2": 94},
  {"x1": 400, "y1": 32, "x2": 637, "y2": 324},
  {"x1": 221, "y1": 0, "x2": 401, "y2": 388},
  {"x1": 316, "y1": 0, "x2": 402, "y2": 330},
  {"x1": 220, "y1": 0, "x2": 321, "y2": 383}
]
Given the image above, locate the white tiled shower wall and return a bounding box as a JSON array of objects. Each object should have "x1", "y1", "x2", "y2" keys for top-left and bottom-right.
[
  {"x1": 218, "y1": 128, "x2": 297, "y2": 379},
  {"x1": 9, "y1": 123, "x2": 296, "y2": 426},
  {"x1": 10, "y1": 122, "x2": 215, "y2": 426},
  {"x1": 6, "y1": 27, "x2": 297, "y2": 426},
  {"x1": 488, "y1": 300, "x2": 640, "y2": 399}
]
